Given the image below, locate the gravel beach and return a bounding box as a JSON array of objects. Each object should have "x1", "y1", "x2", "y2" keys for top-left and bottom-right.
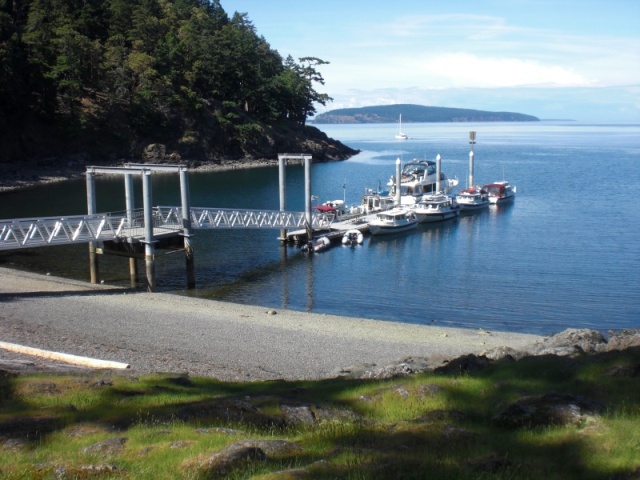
[{"x1": 0, "y1": 266, "x2": 543, "y2": 381}]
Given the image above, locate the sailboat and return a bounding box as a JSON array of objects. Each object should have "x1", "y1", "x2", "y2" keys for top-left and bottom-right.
[{"x1": 395, "y1": 114, "x2": 408, "y2": 140}]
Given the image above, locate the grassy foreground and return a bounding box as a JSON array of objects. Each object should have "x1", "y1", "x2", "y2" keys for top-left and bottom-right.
[{"x1": 1, "y1": 349, "x2": 638, "y2": 479}]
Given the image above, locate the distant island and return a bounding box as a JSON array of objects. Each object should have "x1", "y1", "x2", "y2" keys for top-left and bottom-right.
[{"x1": 313, "y1": 104, "x2": 540, "y2": 124}]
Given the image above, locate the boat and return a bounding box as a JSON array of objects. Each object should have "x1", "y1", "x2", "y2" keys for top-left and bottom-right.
[
  {"x1": 456, "y1": 186, "x2": 489, "y2": 211},
  {"x1": 388, "y1": 159, "x2": 458, "y2": 205},
  {"x1": 342, "y1": 229, "x2": 364, "y2": 246},
  {"x1": 482, "y1": 181, "x2": 516, "y2": 204},
  {"x1": 351, "y1": 189, "x2": 396, "y2": 215},
  {"x1": 368, "y1": 208, "x2": 418, "y2": 235},
  {"x1": 300, "y1": 235, "x2": 331, "y2": 253},
  {"x1": 395, "y1": 114, "x2": 408, "y2": 140},
  {"x1": 313, "y1": 199, "x2": 349, "y2": 221},
  {"x1": 414, "y1": 194, "x2": 460, "y2": 223}
]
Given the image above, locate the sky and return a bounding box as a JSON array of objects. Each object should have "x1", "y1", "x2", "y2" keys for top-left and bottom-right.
[{"x1": 219, "y1": 0, "x2": 640, "y2": 122}]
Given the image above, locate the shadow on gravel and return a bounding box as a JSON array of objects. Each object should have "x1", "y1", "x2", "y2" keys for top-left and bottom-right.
[{"x1": 0, "y1": 287, "x2": 139, "y2": 302}]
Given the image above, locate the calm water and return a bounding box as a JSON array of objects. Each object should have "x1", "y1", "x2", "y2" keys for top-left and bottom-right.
[{"x1": 1, "y1": 122, "x2": 639, "y2": 335}]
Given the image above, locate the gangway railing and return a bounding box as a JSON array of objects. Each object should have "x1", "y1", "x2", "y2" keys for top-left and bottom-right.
[
  {"x1": 156, "y1": 206, "x2": 332, "y2": 230},
  {"x1": 0, "y1": 207, "x2": 332, "y2": 252},
  {"x1": 0, "y1": 213, "x2": 127, "y2": 251}
]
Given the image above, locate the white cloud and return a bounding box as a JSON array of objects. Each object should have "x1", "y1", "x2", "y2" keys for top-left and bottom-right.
[
  {"x1": 418, "y1": 53, "x2": 594, "y2": 88},
  {"x1": 316, "y1": 13, "x2": 640, "y2": 92}
]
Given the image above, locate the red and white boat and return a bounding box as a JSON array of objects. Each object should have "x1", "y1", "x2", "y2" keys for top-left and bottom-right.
[{"x1": 482, "y1": 181, "x2": 517, "y2": 204}]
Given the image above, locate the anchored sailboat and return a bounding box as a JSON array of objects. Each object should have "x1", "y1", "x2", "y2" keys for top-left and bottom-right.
[{"x1": 395, "y1": 114, "x2": 408, "y2": 140}]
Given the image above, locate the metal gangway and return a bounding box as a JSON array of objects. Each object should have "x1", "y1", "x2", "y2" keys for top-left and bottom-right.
[
  {"x1": 0, "y1": 206, "x2": 334, "y2": 252},
  {"x1": 1, "y1": 156, "x2": 322, "y2": 290}
]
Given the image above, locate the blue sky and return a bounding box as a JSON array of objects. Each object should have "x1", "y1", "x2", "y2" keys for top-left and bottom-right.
[{"x1": 220, "y1": 0, "x2": 640, "y2": 122}]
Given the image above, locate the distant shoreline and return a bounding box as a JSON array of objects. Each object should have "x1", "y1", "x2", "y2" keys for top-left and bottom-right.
[{"x1": 313, "y1": 104, "x2": 540, "y2": 124}]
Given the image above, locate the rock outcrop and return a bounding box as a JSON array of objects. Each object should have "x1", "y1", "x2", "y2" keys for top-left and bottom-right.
[{"x1": 335, "y1": 328, "x2": 640, "y2": 380}]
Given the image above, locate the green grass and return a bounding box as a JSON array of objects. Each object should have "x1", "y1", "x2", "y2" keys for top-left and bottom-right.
[{"x1": 0, "y1": 348, "x2": 638, "y2": 479}]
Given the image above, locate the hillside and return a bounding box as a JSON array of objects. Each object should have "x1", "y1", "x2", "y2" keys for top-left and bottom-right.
[
  {"x1": 313, "y1": 104, "x2": 540, "y2": 123},
  {"x1": 0, "y1": 0, "x2": 354, "y2": 172}
]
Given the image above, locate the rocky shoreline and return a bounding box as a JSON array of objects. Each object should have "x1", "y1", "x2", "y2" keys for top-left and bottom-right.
[
  {"x1": 334, "y1": 328, "x2": 640, "y2": 380},
  {"x1": 0, "y1": 157, "x2": 288, "y2": 193},
  {"x1": 1, "y1": 322, "x2": 638, "y2": 381}
]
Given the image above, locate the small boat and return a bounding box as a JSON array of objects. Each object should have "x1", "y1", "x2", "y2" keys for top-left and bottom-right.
[
  {"x1": 313, "y1": 199, "x2": 349, "y2": 220},
  {"x1": 368, "y1": 208, "x2": 418, "y2": 235},
  {"x1": 395, "y1": 114, "x2": 408, "y2": 140},
  {"x1": 342, "y1": 229, "x2": 364, "y2": 246},
  {"x1": 456, "y1": 187, "x2": 489, "y2": 211},
  {"x1": 414, "y1": 194, "x2": 460, "y2": 223},
  {"x1": 483, "y1": 181, "x2": 516, "y2": 204},
  {"x1": 301, "y1": 235, "x2": 331, "y2": 253}
]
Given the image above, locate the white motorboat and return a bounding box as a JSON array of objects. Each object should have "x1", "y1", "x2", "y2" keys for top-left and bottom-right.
[
  {"x1": 395, "y1": 114, "x2": 408, "y2": 140},
  {"x1": 388, "y1": 159, "x2": 458, "y2": 205},
  {"x1": 368, "y1": 208, "x2": 418, "y2": 235},
  {"x1": 351, "y1": 190, "x2": 396, "y2": 215},
  {"x1": 483, "y1": 181, "x2": 516, "y2": 204},
  {"x1": 414, "y1": 194, "x2": 460, "y2": 223},
  {"x1": 456, "y1": 187, "x2": 489, "y2": 211},
  {"x1": 342, "y1": 229, "x2": 364, "y2": 246}
]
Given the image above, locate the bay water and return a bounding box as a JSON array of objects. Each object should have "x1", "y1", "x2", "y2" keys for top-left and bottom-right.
[{"x1": 1, "y1": 122, "x2": 639, "y2": 335}]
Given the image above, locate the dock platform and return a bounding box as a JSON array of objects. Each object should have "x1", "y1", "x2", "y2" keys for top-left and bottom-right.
[{"x1": 285, "y1": 215, "x2": 372, "y2": 244}]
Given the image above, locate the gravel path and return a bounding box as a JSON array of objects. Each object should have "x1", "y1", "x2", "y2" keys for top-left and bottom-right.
[{"x1": 0, "y1": 267, "x2": 543, "y2": 381}]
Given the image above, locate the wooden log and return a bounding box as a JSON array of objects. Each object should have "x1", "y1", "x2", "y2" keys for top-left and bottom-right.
[{"x1": 0, "y1": 341, "x2": 130, "y2": 370}]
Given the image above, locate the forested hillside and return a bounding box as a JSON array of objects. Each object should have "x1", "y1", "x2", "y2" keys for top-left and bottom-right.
[
  {"x1": 314, "y1": 104, "x2": 540, "y2": 123},
  {"x1": 0, "y1": 0, "x2": 356, "y2": 166}
]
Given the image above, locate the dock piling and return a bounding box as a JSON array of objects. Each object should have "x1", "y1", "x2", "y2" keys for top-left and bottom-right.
[
  {"x1": 124, "y1": 172, "x2": 137, "y2": 287},
  {"x1": 142, "y1": 170, "x2": 156, "y2": 292},
  {"x1": 86, "y1": 170, "x2": 99, "y2": 284},
  {"x1": 304, "y1": 155, "x2": 312, "y2": 242},
  {"x1": 180, "y1": 168, "x2": 195, "y2": 289},
  {"x1": 278, "y1": 155, "x2": 287, "y2": 242},
  {"x1": 395, "y1": 158, "x2": 401, "y2": 206},
  {"x1": 469, "y1": 131, "x2": 476, "y2": 187}
]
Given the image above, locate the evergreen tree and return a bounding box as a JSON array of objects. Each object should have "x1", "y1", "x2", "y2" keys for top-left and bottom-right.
[{"x1": 0, "y1": 0, "x2": 337, "y2": 160}]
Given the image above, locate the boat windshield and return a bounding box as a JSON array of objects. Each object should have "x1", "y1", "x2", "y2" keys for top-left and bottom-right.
[
  {"x1": 402, "y1": 162, "x2": 436, "y2": 178},
  {"x1": 484, "y1": 185, "x2": 503, "y2": 195}
]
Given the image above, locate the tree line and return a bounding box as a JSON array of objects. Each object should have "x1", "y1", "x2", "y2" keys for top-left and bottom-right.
[{"x1": 0, "y1": 0, "x2": 332, "y2": 159}]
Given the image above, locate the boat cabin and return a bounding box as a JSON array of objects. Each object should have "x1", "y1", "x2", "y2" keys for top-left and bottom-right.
[
  {"x1": 359, "y1": 193, "x2": 395, "y2": 214},
  {"x1": 483, "y1": 183, "x2": 508, "y2": 197}
]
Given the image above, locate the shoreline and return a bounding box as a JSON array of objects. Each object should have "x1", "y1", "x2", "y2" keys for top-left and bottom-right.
[
  {"x1": 0, "y1": 266, "x2": 544, "y2": 381},
  {"x1": 0, "y1": 158, "x2": 283, "y2": 194}
]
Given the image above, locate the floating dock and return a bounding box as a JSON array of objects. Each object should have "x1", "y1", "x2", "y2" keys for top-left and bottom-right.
[{"x1": 285, "y1": 215, "x2": 372, "y2": 244}]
